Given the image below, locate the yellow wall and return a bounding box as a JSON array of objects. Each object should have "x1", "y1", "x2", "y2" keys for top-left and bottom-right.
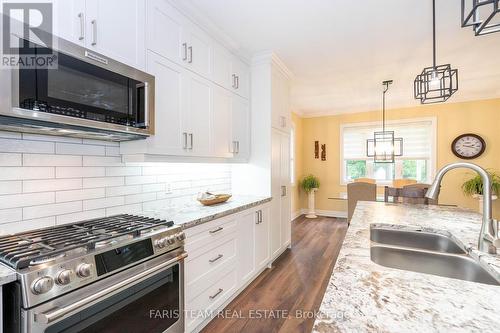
[
  {"x1": 291, "y1": 112, "x2": 305, "y2": 216},
  {"x1": 296, "y1": 98, "x2": 500, "y2": 218}
]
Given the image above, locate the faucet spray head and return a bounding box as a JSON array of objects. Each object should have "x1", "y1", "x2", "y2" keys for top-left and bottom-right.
[{"x1": 425, "y1": 182, "x2": 440, "y2": 200}]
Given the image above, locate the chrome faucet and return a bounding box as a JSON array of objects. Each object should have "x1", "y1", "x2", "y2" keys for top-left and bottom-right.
[{"x1": 426, "y1": 162, "x2": 499, "y2": 254}]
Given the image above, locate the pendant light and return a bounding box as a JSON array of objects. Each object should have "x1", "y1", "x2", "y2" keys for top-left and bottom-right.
[
  {"x1": 414, "y1": 0, "x2": 458, "y2": 104},
  {"x1": 366, "y1": 80, "x2": 403, "y2": 163},
  {"x1": 462, "y1": 0, "x2": 500, "y2": 36}
]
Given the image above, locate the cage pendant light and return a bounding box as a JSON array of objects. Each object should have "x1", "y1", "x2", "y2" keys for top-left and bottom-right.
[
  {"x1": 414, "y1": 0, "x2": 458, "y2": 104},
  {"x1": 366, "y1": 80, "x2": 403, "y2": 163},
  {"x1": 462, "y1": 0, "x2": 500, "y2": 36}
]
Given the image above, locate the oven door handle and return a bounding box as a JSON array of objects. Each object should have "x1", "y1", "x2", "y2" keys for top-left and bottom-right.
[{"x1": 34, "y1": 252, "x2": 188, "y2": 325}]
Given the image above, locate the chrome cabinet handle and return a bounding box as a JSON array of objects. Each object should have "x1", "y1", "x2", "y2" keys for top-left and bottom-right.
[
  {"x1": 209, "y1": 254, "x2": 223, "y2": 263},
  {"x1": 189, "y1": 133, "x2": 193, "y2": 150},
  {"x1": 182, "y1": 43, "x2": 187, "y2": 61},
  {"x1": 78, "y1": 13, "x2": 85, "y2": 41},
  {"x1": 232, "y1": 74, "x2": 236, "y2": 88},
  {"x1": 236, "y1": 141, "x2": 240, "y2": 154},
  {"x1": 209, "y1": 226, "x2": 223, "y2": 234},
  {"x1": 281, "y1": 186, "x2": 287, "y2": 197},
  {"x1": 256, "y1": 210, "x2": 262, "y2": 224},
  {"x1": 91, "y1": 20, "x2": 97, "y2": 46},
  {"x1": 188, "y1": 46, "x2": 193, "y2": 63},
  {"x1": 182, "y1": 132, "x2": 188, "y2": 149},
  {"x1": 236, "y1": 76, "x2": 239, "y2": 89},
  {"x1": 35, "y1": 253, "x2": 188, "y2": 324},
  {"x1": 209, "y1": 288, "x2": 223, "y2": 300},
  {"x1": 230, "y1": 141, "x2": 236, "y2": 153}
]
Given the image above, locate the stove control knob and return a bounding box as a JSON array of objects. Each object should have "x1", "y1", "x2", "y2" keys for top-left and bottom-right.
[
  {"x1": 166, "y1": 236, "x2": 176, "y2": 245},
  {"x1": 56, "y1": 269, "x2": 75, "y2": 285},
  {"x1": 155, "y1": 238, "x2": 166, "y2": 248},
  {"x1": 76, "y1": 263, "x2": 92, "y2": 278},
  {"x1": 176, "y1": 232, "x2": 186, "y2": 241},
  {"x1": 32, "y1": 276, "x2": 54, "y2": 294}
]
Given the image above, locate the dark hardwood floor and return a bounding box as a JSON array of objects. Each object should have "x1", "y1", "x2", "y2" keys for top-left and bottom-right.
[{"x1": 201, "y1": 216, "x2": 348, "y2": 333}]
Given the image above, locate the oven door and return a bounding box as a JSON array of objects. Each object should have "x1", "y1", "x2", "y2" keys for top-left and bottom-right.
[
  {"x1": 17, "y1": 39, "x2": 147, "y2": 128},
  {"x1": 24, "y1": 253, "x2": 186, "y2": 333}
]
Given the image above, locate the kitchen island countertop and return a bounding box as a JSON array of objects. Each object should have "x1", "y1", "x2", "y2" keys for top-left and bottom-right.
[{"x1": 313, "y1": 201, "x2": 500, "y2": 332}]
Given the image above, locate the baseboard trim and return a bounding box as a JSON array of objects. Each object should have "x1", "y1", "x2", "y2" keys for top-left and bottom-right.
[{"x1": 292, "y1": 209, "x2": 347, "y2": 220}]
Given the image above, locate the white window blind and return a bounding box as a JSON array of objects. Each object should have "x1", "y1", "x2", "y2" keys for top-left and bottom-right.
[{"x1": 342, "y1": 120, "x2": 434, "y2": 159}]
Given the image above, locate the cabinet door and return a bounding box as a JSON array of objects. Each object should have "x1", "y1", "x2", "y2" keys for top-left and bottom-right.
[
  {"x1": 147, "y1": 0, "x2": 186, "y2": 66},
  {"x1": 270, "y1": 130, "x2": 283, "y2": 258},
  {"x1": 183, "y1": 24, "x2": 212, "y2": 79},
  {"x1": 255, "y1": 206, "x2": 270, "y2": 270},
  {"x1": 231, "y1": 57, "x2": 250, "y2": 99},
  {"x1": 212, "y1": 44, "x2": 232, "y2": 90},
  {"x1": 280, "y1": 134, "x2": 291, "y2": 247},
  {"x1": 85, "y1": 0, "x2": 145, "y2": 69},
  {"x1": 271, "y1": 67, "x2": 290, "y2": 132},
  {"x1": 184, "y1": 72, "x2": 212, "y2": 156},
  {"x1": 231, "y1": 95, "x2": 250, "y2": 160},
  {"x1": 53, "y1": 0, "x2": 86, "y2": 46},
  {"x1": 237, "y1": 211, "x2": 255, "y2": 285},
  {"x1": 145, "y1": 52, "x2": 187, "y2": 155},
  {"x1": 212, "y1": 87, "x2": 232, "y2": 158}
]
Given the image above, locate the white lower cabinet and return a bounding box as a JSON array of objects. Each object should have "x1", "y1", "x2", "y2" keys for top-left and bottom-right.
[{"x1": 184, "y1": 203, "x2": 271, "y2": 333}]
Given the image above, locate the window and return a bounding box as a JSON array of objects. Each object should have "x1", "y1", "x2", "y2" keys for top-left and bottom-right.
[
  {"x1": 290, "y1": 125, "x2": 296, "y2": 184},
  {"x1": 341, "y1": 118, "x2": 436, "y2": 184}
]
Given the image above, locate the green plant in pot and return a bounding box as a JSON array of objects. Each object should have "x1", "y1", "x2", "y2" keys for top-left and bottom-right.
[
  {"x1": 301, "y1": 175, "x2": 320, "y2": 219},
  {"x1": 461, "y1": 170, "x2": 500, "y2": 213}
]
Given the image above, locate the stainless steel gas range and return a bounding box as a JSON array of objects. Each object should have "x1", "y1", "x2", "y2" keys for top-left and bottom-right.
[{"x1": 0, "y1": 214, "x2": 186, "y2": 333}]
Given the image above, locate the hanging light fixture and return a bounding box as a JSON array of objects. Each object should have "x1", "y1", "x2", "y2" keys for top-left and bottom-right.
[
  {"x1": 414, "y1": 0, "x2": 458, "y2": 104},
  {"x1": 462, "y1": 0, "x2": 500, "y2": 36},
  {"x1": 366, "y1": 80, "x2": 403, "y2": 163}
]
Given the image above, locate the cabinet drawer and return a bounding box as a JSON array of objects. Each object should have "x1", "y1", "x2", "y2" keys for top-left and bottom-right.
[
  {"x1": 185, "y1": 233, "x2": 236, "y2": 285},
  {"x1": 185, "y1": 217, "x2": 237, "y2": 253},
  {"x1": 185, "y1": 267, "x2": 238, "y2": 330}
]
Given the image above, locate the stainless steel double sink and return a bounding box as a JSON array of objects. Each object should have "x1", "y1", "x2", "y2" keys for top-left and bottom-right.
[{"x1": 370, "y1": 226, "x2": 500, "y2": 286}]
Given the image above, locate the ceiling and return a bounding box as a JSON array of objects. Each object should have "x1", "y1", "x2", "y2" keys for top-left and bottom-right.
[{"x1": 176, "y1": 0, "x2": 500, "y2": 116}]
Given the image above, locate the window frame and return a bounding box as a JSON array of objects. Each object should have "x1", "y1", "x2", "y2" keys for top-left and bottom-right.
[
  {"x1": 340, "y1": 117, "x2": 437, "y2": 185},
  {"x1": 290, "y1": 123, "x2": 296, "y2": 185}
]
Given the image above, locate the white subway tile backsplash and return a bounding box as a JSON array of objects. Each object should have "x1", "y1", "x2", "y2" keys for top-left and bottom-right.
[
  {"x1": 23, "y1": 179, "x2": 82, "y2": 193},
  {"x1": 24, "y1": 154, "x2": 82, "y2": 167},
  {"x1": 105, "y1": 167, "x2": 142, "y2": 177},
  {"x1": 0, "y1": 192, "x2": 54, "y2": 210},
  {"x1": 56, "y1": 143, "x2": 105, "y2": 156},
  {"x1": 0, "y1": 136, "x2": 231, "y2": 233},
  {"x1": 56, "y1": 209, "x2": 106, "y2": 225},
  {"x1": 0, "y1": 181, "x2": 22, "y2": 195},
  {"x1": 82, "y1": 177, "x2": 124, "y2": 188},
  {"x1": 23, "y1": 201, "x2": 82, "y2": 220},
  {"x1": 56, "y1": 188, "x2": 105, "y2": 203},
  {"x1": 126, "y1": 175, "x2": 157, "y2": 185},
  {"x1": 0, "y1": 138, "x2": 54, "y2": 154},
  {"x1": 0, "y1": 153, "x2": 22, "y2": 166},
  {"x1": 56, "y1": 167, "x2": 105, "y2": 178},
  {"x1": 0, "y1": 167, "x2": 54, "y2": 181},
  {"x1": 83, "y1": 156, "x2": 123, "y2": 167},
  {"x1": 0, "y1": 208, "x2": 23, "y2": 224},
  {"x1": 106, "y1": 185, "x2": 142, "y2": 197},
  {"x1": 83, "y1": 196, "x2": 124, "y2": 210}
]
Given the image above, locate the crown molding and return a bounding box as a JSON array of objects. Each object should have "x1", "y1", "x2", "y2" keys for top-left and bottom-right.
[{"x1": 251, "y1": 51, "x2": 295, "y2": 81}]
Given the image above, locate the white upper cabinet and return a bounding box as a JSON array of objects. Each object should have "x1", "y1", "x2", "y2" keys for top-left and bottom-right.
[
  {"x1": 212, "y1": 46, "x2": 250, "y2": 99},
  {"x1": 52, "y1": 0, "x2": 146, "y2": 70},
  {"x1": 213, "y1": 87, "x2": 233, "y2": 158},
  {"x1": 271, "y1": 67, "x2": 291, "y2": 132},
  {"x1": 230, "y1": 57, "x2": 250, "y2": 99},
  {"x1": 147, "y1": 0, "x2": 186, "y2": 66},
  {"x1": 183, "y1": 24, "x2": 212, "y2": 79},
  {"x1": 231, "y1": 95, "x2": 250, "y2": 160}
]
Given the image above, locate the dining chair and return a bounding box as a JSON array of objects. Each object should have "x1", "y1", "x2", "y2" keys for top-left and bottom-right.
[
  {"x1": 354, "y1": 178, "x2": 376, "y2": 184},
  {"x1": 392, "y1": 178, "x2": 417, "y2": 188},
  {"x1": 347, "y1": 182, "x2": 377, "y2": 223},
  {"x1": 384, "y1": 183, "x2": 437, "y2": 205}
]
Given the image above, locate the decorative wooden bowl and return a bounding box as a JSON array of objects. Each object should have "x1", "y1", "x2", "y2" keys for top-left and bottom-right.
[{"x1": 197, "y1": 194, "x2": 232, "y2": 206}]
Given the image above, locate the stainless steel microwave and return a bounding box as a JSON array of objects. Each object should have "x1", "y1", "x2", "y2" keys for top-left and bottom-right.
[{"x1": 0, "y1": 35, "x2": 154, "y2": 141}]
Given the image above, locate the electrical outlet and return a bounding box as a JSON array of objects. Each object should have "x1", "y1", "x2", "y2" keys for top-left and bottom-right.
[{"x1": 165, "y1": 183, "x2": 172, "y2": 194}]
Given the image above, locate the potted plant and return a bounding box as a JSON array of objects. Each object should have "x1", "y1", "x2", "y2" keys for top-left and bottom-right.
[
  {"x1": 461, "y1": 170, "x2": 500, "y2": 214},
  {"x1": 301, "y1": 175, "x2": 320, "y2": 219}
]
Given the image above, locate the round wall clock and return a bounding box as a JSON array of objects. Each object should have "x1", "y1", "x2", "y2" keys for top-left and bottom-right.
[{"x1": 451, "y1": 133, "x2": 486, "y2": 159}]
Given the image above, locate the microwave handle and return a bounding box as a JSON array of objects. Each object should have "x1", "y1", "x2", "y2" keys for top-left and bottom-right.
[
  {"x1": 34, "y1": 252, "x2": 188, "y2": 325},
  {"x1": 135, "y1": 82, "x2": 149, "y2": 128}
]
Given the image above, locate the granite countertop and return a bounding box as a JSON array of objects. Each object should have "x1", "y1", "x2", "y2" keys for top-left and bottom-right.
[
  {"x1": 313, "y1": 201, "x2": 500, "y2": 333},
  {"x1": 0, "y1": 264, "x2": 16, "y2": 287},
  {"x1": 140, "y1": 195, "x2": 272, "y2": 229}
]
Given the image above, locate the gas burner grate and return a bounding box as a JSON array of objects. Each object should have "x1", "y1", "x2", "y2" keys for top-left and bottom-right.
[{"x1": 0, "y1": 214, "x2": 174, "y2": 270}]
